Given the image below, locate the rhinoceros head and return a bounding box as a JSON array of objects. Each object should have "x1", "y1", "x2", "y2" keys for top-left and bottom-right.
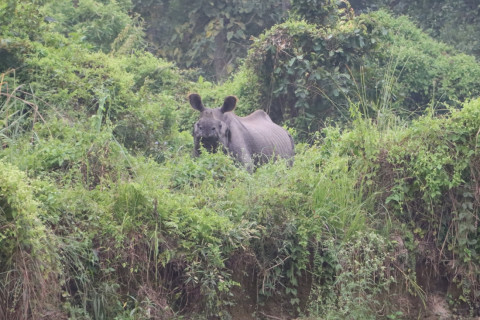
[{"x1": 189, "y1": 93, "x2": 236, "y2": 155}]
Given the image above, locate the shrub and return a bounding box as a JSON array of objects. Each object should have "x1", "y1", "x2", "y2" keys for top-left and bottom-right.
[
  {"x1": 381, "y1": 99, "x2": 480, "y2": 308},
  {"x1": 308, "y1": 232, "x2": 397, "y2": 319},
  {"x1": 43, "y1": 0, "x2": 138, "y2": 53},
  {"x1": 350, "y1": 0, "x2": 480, "y2": 59},
  {"x1": 246, "y1": 10, "x2": 480, "y2": 138}
]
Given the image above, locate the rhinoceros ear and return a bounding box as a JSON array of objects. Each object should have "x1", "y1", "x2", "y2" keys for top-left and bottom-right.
[
  {"x1": 189, "y1": 93, "x2": 205, "y2": 112},
  {"x1": 220, "y1": 96, "x2": 237, "y2": 113}
]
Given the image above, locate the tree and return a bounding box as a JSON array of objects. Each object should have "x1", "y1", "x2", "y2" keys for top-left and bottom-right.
[
  {"x1": 290, "y1": 0, "x2": 353, "y2": 26},
  {"x1": 133, "y1": 0, "x2": 289, "y2": 81}
]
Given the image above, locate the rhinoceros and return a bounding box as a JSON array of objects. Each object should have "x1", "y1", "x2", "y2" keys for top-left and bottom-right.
[{"x1": 189, "y1": 93, "x2": 294, "y2": 169}]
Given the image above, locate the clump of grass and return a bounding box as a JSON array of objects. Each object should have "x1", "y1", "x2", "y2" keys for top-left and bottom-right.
[
  {"x1": 0, "y1": 71, "x2": 49, "y2": 147},
  {"x1": 0, "y1": 161, "x2": 63, "y2": 320}
]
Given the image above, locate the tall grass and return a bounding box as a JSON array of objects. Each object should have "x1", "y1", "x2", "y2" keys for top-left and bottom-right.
[
  {"x1": 0, "y1": 71, "x2": 51, "y2": 147},
  {"x1": 0, "y1": 161, "x2": 63, "y2": 320}
]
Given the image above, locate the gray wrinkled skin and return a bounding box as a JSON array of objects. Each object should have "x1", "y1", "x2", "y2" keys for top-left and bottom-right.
[{"x1": 189, "y1": 93, "x2": 294, "y2": 170}]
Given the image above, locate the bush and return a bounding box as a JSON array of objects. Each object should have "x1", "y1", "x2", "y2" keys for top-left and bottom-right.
[
  {"x1": 43, "y1": 0, "x2": 139, "y2": 53},
  {"x1": 246, "y1": 10, "x2": 480, "y2": 138},
  {"x1": 378, "y1": 99, "x2": 480, "y2": 311},
  {"x1": 308, "y1": 232, "x2": 397, "y2": 319},
  {"x1": 2, "y1": 35, "x2": 190, "y2": 158},
  {"x1": 247, "y1": 18, "x2": 375, "y2": 135},
  {"x1": 350, "y1": 0, "x2": 480, "y2": 59}
]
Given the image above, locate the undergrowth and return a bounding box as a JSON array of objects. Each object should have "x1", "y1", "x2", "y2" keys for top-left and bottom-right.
[
  {"x1": 2, "y1": 72, "x2": 480, "y2": 319},
  {"x1": 1, "y1": 1, "x2": 480, "y2": 319}
]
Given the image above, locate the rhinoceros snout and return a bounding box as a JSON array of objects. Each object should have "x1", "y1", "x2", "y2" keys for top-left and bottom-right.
[{"x1": 195, "y1": 120, "x2": 223, "y2": 138}]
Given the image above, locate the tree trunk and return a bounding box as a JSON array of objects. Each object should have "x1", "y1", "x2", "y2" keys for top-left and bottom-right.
[
  {"x1": 214, "y1": 28, "x2": 227, "y2": 82},
  {"x1": 282, "y1": 0, "x2": 291, "y2": 13}
]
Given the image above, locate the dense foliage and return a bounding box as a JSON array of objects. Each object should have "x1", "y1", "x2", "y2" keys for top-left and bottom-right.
[
  {"x1": 245, "y1": 10, "x2": 480, "y2": 138},
  {"x1": 132, "y1": 0, "x2": 289, "y2": 81},
  {"x1": 1, "y1": 0, "x2": 480, "y2": 319},
  {"x1": 129, "y1": 0, "x2": 480, "y2": 81},
  {"x1": 350, "y1": 0, "x2": 480, "y2": 59}
]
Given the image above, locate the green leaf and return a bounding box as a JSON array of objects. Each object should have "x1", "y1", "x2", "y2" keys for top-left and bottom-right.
[{"x1": 235, "y1": 29, "x2": 246, "y2": 39}]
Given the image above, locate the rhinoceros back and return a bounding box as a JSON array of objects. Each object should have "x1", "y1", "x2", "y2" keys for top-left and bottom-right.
[{"x1": 235, "y1": 110, "x2": 294, "y2": 164}]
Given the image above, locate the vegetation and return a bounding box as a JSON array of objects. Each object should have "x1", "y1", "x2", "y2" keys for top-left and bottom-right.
[
  {"x1": 245, "y1": 10, "x2": 480, "y2": 138},
  {"x1": 131, "y1": 0, "x2": 289, "y2": 81},
  {"x1": 1, "y1": 0, "x2": 480, "y2": 319},
  {"x1": 349, "y1": 0, "x2": 480, "y2": 59}
]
